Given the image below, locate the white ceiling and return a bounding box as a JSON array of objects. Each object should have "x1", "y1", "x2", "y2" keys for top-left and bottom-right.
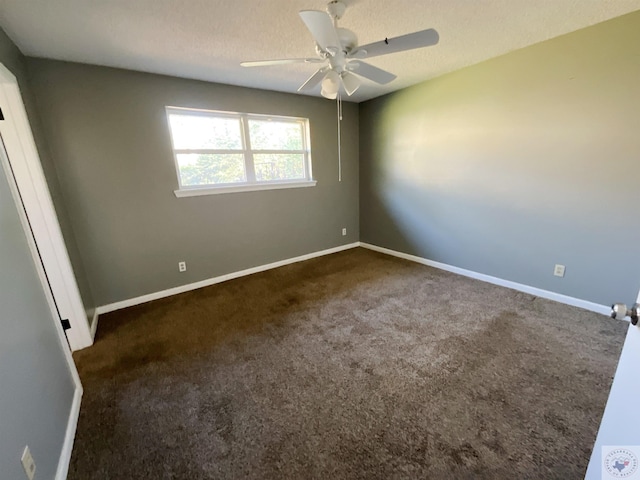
[{"x1": 1, "y1": 0, "x2": 639, "y2": 103}]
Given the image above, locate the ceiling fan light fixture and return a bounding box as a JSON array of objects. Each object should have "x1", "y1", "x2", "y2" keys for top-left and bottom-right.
[
  {"x1": 341, "y1": 71, "x2": 361, "y2": 96},
  {"x1": 321, "y1": 89, "x2": 338, "y2": 100},
  {"x1": 321, "y1": 70, "x2": 340, "y2": 99}
]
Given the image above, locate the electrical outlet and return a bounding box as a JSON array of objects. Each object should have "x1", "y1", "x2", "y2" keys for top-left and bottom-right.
[
  {"x1": 178, "y1": 261, "x2": 186, "y2": 272},
  {"x1": 553, "y1": 264, "x2": 565, "y2": 277},
  {"x1": 342, "y1": 228, "x2": 347, "y2": 236},
  {"x1": 21, "y1": 446, "x2": 36, "y2": 480}
]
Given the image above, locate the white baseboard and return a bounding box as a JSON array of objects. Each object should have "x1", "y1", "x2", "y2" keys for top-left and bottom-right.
[
  {"x1": 95, "y1": 240, "x2": 612, "y2": 325},
  {"x1": 96, "y1": 242, "x2": 360, "y2": 316},
  {"x1": 359, "y1": 242, "x2": 611, "y2": 316},
  {"x1": 55, "y1": 384, "x2": 82, "y2": 480}
]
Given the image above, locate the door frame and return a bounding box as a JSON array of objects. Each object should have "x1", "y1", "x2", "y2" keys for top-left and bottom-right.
[
  {"x1": 0, "y1": 63, "x2": 93, "y2": 351},
  {"x1": 0, "y1": 85, "x2": 83, "y2": 480},
  {"x1": 585, "y1": 289, "x2": 640, "y2": 479}
]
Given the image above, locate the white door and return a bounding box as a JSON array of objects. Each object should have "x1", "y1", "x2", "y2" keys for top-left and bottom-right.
[
  {"x1": 585, "y1": 293, "x2": 640, "y2": 479},
  {"x1": 0, "y1": 63, "x2": 93, "y2": 351}
]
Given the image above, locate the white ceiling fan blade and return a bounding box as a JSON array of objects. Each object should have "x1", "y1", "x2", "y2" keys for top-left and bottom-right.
[
  {"x1": 351, "y1": 28, "x2": 439, "y2": 59},
  {"x1": 348, "y1": 61, "x2": 397, "y2": 85},
  {"x1": 341, "y1": 72, "x2": 361, "y2": 96},
  {"x1": 241, "y1": 58, "x2": 324, "y2": 67},
  {"x1": 299, "y1": 10, "x2": 342, "y2": 52},
  {"x1": 298, "y1": 67, "x2": 330, "y2": 92}
]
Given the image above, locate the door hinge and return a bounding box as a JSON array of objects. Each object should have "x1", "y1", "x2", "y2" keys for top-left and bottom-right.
[{"x1": 61, "y1": 319, "x2": 71, "y2": 331}]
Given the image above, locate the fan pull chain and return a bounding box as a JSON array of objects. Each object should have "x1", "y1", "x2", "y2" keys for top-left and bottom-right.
[{"x1": 337, "y1": 93, "x2": 342, "y2": 182}]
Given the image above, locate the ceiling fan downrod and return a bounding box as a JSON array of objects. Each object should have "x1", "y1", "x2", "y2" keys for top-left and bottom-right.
[{"x1": 326, "y1": 1, "x2": 346, "y2": 23}]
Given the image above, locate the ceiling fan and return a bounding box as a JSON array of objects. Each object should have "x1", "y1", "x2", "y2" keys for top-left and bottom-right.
[{"x1": 241, "y1": 0, "x2": 439, "y2": 99}]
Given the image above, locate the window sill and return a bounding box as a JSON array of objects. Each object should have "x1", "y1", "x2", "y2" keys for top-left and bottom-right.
[{"x1": 174, "y1": 180, "x2": 317, "y2": 198}]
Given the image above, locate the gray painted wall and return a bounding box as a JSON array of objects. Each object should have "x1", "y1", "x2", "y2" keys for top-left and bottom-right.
[
  {"x1": 27, "y1": 60, "x2": 359, "y2": 306},
  {"x1": 0, "y1": 27, "x2": 95, "y2": 322},
  {"x1": 359, "y1": 11, "x2": 640, "y2": 306},
  {"x1": 0, "y1": 123, "x2": 76, "y2": 479}
]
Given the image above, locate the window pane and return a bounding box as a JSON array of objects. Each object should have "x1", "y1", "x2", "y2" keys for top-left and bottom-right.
[
  {"x1": 169, "y1": 114, "x2": 242, "y2": 150},
  {"x1": 177, "y1": 154, "x2": 246, "y2": 186},
  {"x1": 248, "y1": 120, "x2": 303, "y2": 150},
  {"x1": 254, "y1": 154, "x2": 305, "y2": 182}
]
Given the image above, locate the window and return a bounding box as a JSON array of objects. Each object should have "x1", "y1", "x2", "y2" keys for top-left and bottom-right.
[{"x1": 166, "y1": 107, "x2": 315, "y2": 196}]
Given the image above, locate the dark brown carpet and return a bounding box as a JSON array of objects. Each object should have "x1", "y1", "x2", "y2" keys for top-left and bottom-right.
[{"x1": 70, "y1": 248, "x2": 626, "y2": 479}]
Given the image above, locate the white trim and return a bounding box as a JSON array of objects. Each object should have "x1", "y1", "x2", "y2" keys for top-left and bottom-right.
[
  {"x1": 0, "y1": 80, "x2": 83, "y2": 380},
  {"x1": 359, "y1": 242, "x2": 611, "y2": 315},
  {"x1": 174, "y1": 180, "x2": 317, "y2": 197},
  {"x1": 0, "y1": 63, "x2": 83, "y2": 480},
  {"x1": 95, "y1": 240, "x2": 612, "y2": 326},
  {"x1": 55, "y1": 385, "x2": 82, "y2": 480},
  {"x1": 90, "y1": 310, "x2": 99, "y2": 339},
  {"x1": 96, "y1": 242, "x2": 359, "y2": 315},
  {"x1": 0, "y1": 63, "x2": 92, "y2": 351}
]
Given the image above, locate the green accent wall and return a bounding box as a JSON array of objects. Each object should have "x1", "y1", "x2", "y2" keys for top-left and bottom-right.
[{"x1": 359, "y1": 11, "x2": 640, "y2": 305}]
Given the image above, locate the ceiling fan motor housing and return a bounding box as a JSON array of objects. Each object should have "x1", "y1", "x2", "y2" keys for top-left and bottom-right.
[{"x1": 337, "y1": 28, "x2": 358, "y2": 52}]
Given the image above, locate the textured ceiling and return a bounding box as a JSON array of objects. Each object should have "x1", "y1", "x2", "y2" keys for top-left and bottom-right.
[{"x1": 1, "y1": 0, "x2": 639, "y2": 102}]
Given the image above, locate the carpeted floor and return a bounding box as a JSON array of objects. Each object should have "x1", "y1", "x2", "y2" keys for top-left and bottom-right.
[{"x1": 70, "y1": 248, "x2": 626, "y2": 479}]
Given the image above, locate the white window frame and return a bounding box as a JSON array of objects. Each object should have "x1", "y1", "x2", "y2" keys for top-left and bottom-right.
[{"x1": 166, "y1": 107, "x2": 316, "y2": 197}]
